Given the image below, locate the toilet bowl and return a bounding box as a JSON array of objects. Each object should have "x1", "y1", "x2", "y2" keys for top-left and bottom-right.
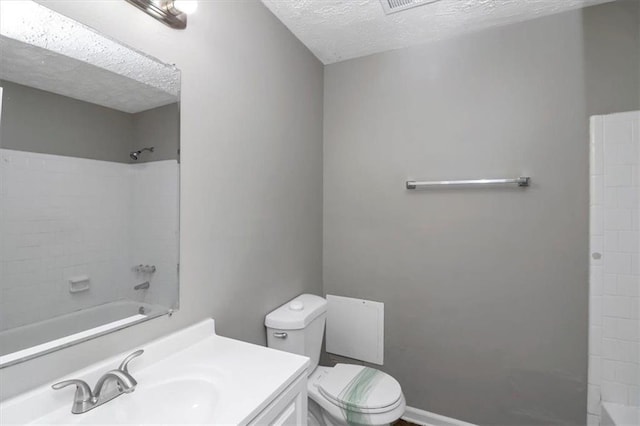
[
  {"x1": 307, "y1": 365, "x2": 406, "y2": 426},
  {"x1": 265, "y1": 294, "x2": 406, "y2": 426}
]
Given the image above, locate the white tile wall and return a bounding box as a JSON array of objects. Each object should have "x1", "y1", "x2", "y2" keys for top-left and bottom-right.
[
  {"x1": 126, "y1": 161, "x2": 179, "y2": 308},
  {"x1": 589, "y1": 111, "x2": 640, "y2": 423},
  {"x1": 0, "y1": 150, "x2": 178, "y2": 331}
]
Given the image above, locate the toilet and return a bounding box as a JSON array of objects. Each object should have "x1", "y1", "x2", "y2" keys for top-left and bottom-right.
[{"x1": 265, "y1": 294, "x2": 406, "y2": 426}]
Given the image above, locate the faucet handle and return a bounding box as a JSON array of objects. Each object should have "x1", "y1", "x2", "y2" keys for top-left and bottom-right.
[
  {"x1": 118, "y1": 349, "x2": 144, "y2": 373},
  {"x1": 52, "y1": 379, "x2": 94, "y2": 402}
]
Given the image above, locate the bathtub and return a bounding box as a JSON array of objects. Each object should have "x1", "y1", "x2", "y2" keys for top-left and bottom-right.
[
  {"x1": 602, "y1": 403, "x2": 640, "y2": 426},
  {"x1": 0, "y1": 300, "x2": 163, "y2": 366}
]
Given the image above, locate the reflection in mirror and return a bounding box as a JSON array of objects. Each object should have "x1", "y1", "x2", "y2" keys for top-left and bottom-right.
[{"x1": 0, "y1": 1, "x2": 180, "y2": 366}]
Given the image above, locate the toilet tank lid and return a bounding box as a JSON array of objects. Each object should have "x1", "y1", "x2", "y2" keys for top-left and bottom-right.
[{"x1": 265, "y1": 294, "x2": 327, "y2": 330}]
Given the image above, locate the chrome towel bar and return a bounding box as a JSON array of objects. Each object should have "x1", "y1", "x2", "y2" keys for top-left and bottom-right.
[{"x1": 406, "y1": 176, "x2": 531, "y2": 189}]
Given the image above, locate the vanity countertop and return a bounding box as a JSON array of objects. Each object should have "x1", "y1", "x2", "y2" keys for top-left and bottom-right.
[{"x1": 0, "y1": 319, "x2": 310, "y2": 425}]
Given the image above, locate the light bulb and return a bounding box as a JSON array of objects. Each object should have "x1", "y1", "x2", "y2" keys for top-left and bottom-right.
[{"x1": 172, "y1": 0, "x2": 197, "y2": 14}]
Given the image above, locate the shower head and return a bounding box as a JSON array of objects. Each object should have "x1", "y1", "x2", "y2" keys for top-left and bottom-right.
[{"x1": 129, "y1": 147, "x2": 154, "y2": 161}]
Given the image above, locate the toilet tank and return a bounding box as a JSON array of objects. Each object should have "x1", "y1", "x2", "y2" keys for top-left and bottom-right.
[{"x1": 265, "y1": 294, "x2": 327, "y2": 375}]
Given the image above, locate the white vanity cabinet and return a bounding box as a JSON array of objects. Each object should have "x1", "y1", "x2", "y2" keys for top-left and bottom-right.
[
  {"x1": 0, "y1": 320, "x2": 310, "y2": 425},
  {"x1": 248, "y1": 372, "x2": 308, "y2": 425}
]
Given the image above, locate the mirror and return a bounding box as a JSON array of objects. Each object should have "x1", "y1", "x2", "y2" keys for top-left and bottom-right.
[{"x1": 0, "y1": 1, "x2": 180, "y2": 367}]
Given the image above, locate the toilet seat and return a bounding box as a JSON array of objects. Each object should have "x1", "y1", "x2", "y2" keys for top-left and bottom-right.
[
  {"x1": 317, "y1": 364, "x2": 403, "y2": 413},
  {"x1": 308, "y1": 365, "x2": 406, "y2": 425}
]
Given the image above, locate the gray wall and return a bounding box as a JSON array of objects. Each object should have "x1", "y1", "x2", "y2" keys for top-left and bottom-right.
[
  {"x1": 0, "y1": 0, "x2": 323, "y2": 399},
  {"x1": 133, "y1": 103, "x2": 179, "y2": 162},
  {"x1": 0, "y1": 80, "x2": 179, "y2": 163},
  {"x1": 323, "y1": 2, "x2": 639, "y2": 425},
  {"x1": 583, "y1": 0, "x2": 640, "y2": 115},
  {"x1": 0, "y1": 79, "x2": 133, "y2": 162}
]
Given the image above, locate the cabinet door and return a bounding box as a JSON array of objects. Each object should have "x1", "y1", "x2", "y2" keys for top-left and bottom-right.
[
  {"x1": 248, "y1": 373, "x2": 307, "y2": 426},
  {"x1": 270, "y1": 399, "x2": 297, "y2": 426}
]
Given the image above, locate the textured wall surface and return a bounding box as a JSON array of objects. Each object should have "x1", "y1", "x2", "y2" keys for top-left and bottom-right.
[
  {"x1": 0, "y1": 0, "x2": 323, "y2": 399},
  {"x1": 323, "y1": 2, "x2": 639, "y2": 424}
]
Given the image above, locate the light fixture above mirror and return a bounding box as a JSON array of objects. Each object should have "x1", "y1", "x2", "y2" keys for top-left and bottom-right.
[{"x1": 125, "y1": 0, "x2": 197, "y2": 30}]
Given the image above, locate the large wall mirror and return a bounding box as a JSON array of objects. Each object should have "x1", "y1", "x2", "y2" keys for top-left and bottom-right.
[{"x1": 0, "y1": 1, "x2": 180, "y2": 367}]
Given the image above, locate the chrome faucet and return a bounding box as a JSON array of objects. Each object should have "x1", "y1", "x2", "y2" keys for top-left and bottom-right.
[
  {"x1": 52, "y1": 350, "x2": 144, "y2": 414},
  {"x1": 93, "y1": 369, "x2": 137, "y2": 399}
]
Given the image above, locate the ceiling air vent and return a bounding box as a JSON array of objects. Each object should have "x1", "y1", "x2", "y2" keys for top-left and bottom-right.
[{"x1": 379, "y1": 0, "x2": 441, "y2": 15}]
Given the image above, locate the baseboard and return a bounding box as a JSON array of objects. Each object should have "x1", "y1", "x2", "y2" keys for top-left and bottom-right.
[{"x1": 402, "y1": 406, "x2": 477, "y2": 426}]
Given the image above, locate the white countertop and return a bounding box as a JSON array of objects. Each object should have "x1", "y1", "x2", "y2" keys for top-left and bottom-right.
[{"x1": 0, "y1": 319, "x2": 310, "y2": 425}]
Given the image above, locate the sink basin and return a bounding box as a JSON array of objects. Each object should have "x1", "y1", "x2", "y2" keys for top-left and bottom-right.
[
  {"x1": 0, "y1": 320, "x2": 309, "y2": 425},
  {"x1": 138, "y1": 379, "x2": 219, "y2": 424}
]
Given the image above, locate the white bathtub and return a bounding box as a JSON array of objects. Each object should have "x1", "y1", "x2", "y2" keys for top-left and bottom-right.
[
  {"x1": 0, "y1": 300, "x2": 163, "y2": 366},
  {"x1": 602, "y1": 403, "x2": 640, "y2": 426}
]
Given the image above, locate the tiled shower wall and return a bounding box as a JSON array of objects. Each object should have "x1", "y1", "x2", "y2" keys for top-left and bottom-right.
[
  {"x1": 126, "y1": 160, "x2": 179, "y2": 309},
  {"x1": 0, "y1": 149, "x2": 178, "y2": 331},
  {"x1": 588, "y1": 111, "x2": 640, "y2": 424}
]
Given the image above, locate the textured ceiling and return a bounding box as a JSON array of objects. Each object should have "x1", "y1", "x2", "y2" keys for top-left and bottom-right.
[
  {"x1": 0, "y1": 1, "x2": 179, "y2": 113},
  {"x1": 0, "y1": 37, "x2": 178, "y2": 113},
  {"x1": 261, "y1": 0, "x2": 613, "y2": 64}
]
